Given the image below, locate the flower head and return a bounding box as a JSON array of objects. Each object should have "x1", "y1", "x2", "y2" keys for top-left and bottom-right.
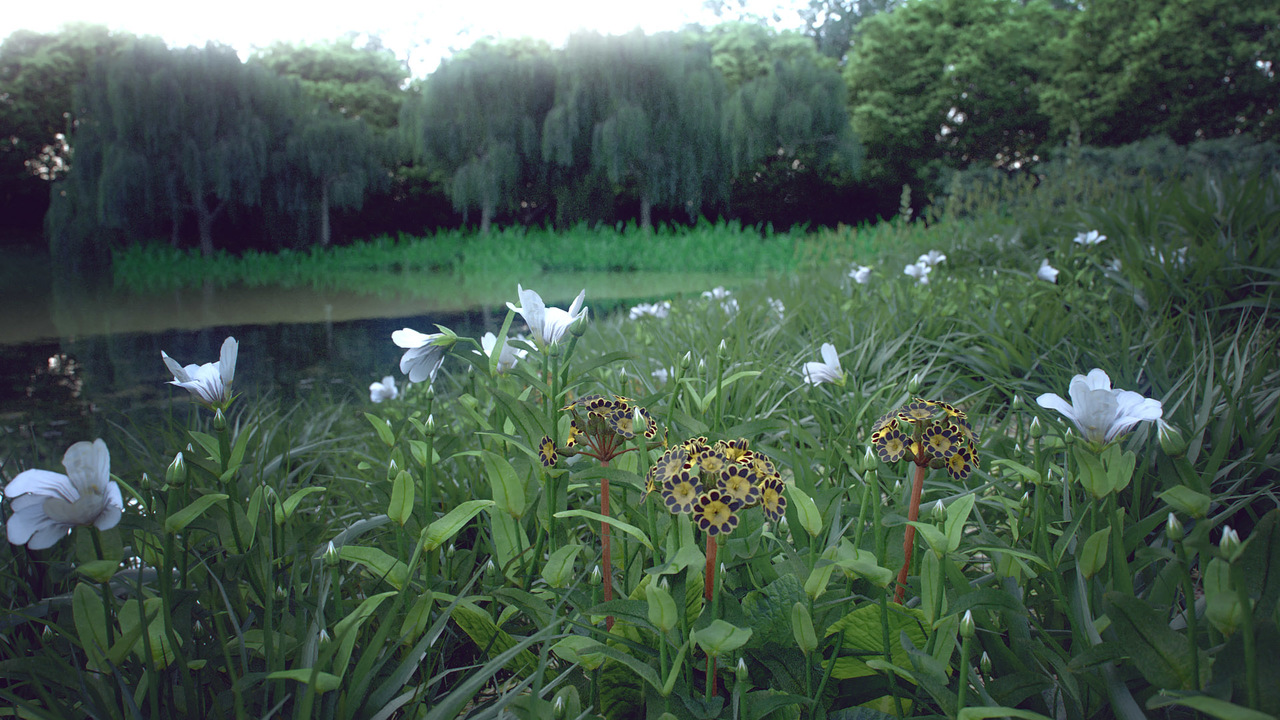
[
  {"x1": 917, "y1": 250, "x2": 947, "y2": 266},
  {"x1": 767, "y1": 297, "x2": 785, "y2": 318},
  {"x1": 758, "y1": 476, "x2": 787, "y2": 524},
  {"x1": 1036, "y1": 368, "x2": 1162, "y2": 446},
  {"x1": 801, "y1": 343, "x2": 845, "y2": 386},
  {"x1": 479, "y1": 332, "x2": 527, "y2": 374},
  {"x1": 1074, "y1": 230, "x2": 1106, "y2": 246},
  {"x1": 161, "y1": 336, "x2": 238, "y2": 409},
  {"x1": 1037, "y1": 259, "x2": 1059, "y2": 283},
  {"x1": 693, "y1": 489, "x2": 739, "y2": 536},
  {"x1": 5, "y1": 439, "x2": 123, "y2": 549},
  {"x1": 662, "y1": 470, "x2": 701, "y2": 515},
  {"x1": 629, "y1": 301, "x2": 671, "y2": 320},
  {"x1": 904, "y1": 262, "x2": 931, "y2": 284},
  {"x1": 848, "y1": 264, "x2": 872, "y2": 284},
  {"x1": 392, "y1": 328, "x2": 450, "y2": 384},
  {"x1": 701, "y1": 286, "x2": 739, "y2": 315},
  {"x1": 369, "y1": 375, "x2": 398, "y2": 403},
  {"x1": 507, "y1": 285, "x2": 587, "y2": 347}
]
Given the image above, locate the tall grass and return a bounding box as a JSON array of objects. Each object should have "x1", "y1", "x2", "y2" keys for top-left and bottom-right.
[{"x1": 4, "y1": 166, "x2": 1278, "y2": 719}]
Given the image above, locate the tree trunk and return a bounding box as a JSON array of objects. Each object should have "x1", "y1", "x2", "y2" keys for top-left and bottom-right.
[
  {"x1": 640, "y1": 196, "x2": 652, "y2": 232},
  {"x1": 480, "y1": 202, "x2": 493, "y2": 235},
  {"x1": 192, "y1": 194, "x2": 225, "y2": 258},
  {"x1": 319, "y1": 181, "x2": 331, "y2": 247}
]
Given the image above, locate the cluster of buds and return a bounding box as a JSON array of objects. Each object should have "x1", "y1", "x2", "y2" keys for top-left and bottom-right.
[
  {"x1": 872, "y1": 398, "x2": 980, "y2": 480},
  {"x1": 646, "y1": 437, "x2": 786, "y2": 536},
  {"x1": 539, "y1": 393, "x2": 659, "y2": 467}
]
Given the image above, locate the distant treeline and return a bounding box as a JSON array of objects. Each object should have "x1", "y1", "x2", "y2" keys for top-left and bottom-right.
[{"x1": 0, "y1": 0, "x2": 1275, "y2": 261}]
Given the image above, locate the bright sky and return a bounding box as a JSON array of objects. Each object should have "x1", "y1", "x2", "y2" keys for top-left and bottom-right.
[{"x1": 3, "y1": 0, "x2": 800, "y2": 77}]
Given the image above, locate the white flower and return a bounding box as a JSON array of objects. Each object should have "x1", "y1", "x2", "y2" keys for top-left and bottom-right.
[
  {"x1": 392, "y1": 328, "x2": 448, "y2": 384},
  {"x1": 904, "y1": 262, "x2": 931, "y2": 284},
  {"x1": 651, "y1": 367, "x2": 670, "y2": 384},
  {"x1": 507, "y1": 285, "x2": 587, "y2": 347},
  {"x1": 1151, "y1": 246, "x2": 1188, "y2": 267},
  {"x1": 1106, "y1": 258, "x2": 1123, "y2": 273},
  {"x1": 1074, "y1": 230, "x2": 1106, "y2": 246},
  {"x1": 5, "y1": 439, "x2": 123, "y2": 549},
  {"x1": 1037, "y1": 259, "x2": 1059, "y2": 283},
  {"x1": 701, "y1": 286, "x2": 738, "y2": 315},
  {"x1": 848, "y1": 264, "x2": 872, "y2": 284},
  {"x1": 479, "y1": 332, "x2": 527, "y2": 373},
  {"x1": 917, "y1": 250, "x2": 947, "y2": 266},
  {"x1": 767, "y1": 297, "x2": 785, "y2": 318},
  {"x1": 629, "y1": 301, "x2": 671, "y2": 320},
  {"x1": 1036, "y1": 368, "x2": 1163, "y2": 446},
  {"x1": 801, "y1": 343, "x2": 845, "y2": 386},
  {"x1": 369, "y1": 375, "x2": 398, "y2": 403},
  {"x1": 161, "y1": 336, "x2": 238, "y2": 408}
]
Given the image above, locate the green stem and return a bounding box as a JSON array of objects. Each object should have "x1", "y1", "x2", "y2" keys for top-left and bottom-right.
[
  {"x1": 957, "y1": 633, "x2": 974, "y2": 713},
  {"x1": 1177, "y1": 541, "x2": 1201, "y2": 692},
  {"x1": 1108, "y1": 497, "x2": 1133, "y2": 595},
  {"x1": 1230, "y1": 561, "x2": 1259, "y2": 710}
]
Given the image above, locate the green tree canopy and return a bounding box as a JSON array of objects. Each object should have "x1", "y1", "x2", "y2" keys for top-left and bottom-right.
[
  {"x1": 543, "y1": 31, "x2": 726, "y2": 229},
  {"x1": 250, "y1": 34, "x2": 408, "y2": 132},
  {"x1": 402, "y1": 38, "x2": 556, "y2": 232},
  {"x1": 1039, "y1": 0, "x2": 1279, "y2": 146},
  {"x1": 844, "y1": 0, "x2": 1064, "y2": 193}
]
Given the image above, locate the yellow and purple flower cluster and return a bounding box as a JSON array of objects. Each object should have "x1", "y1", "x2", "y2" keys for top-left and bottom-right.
[
  {"x1": 872, "y1": 398, "x2": 980, "y2": 480},
  {"x1": 539, "y1": 393, "x2": 659, "y2": 467},
  {"x1": 647, "y1": 437, "x2": 786, "y2": 536}
]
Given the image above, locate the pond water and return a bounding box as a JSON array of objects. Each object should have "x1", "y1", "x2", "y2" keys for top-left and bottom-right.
[{"x1": 0, "y1": 251, "x2": 745, "y2": 459}]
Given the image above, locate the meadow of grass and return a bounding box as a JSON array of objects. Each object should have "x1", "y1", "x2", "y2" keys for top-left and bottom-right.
[{"x1": 3, "y1": 166, "x2": 1278, "y2": 720}]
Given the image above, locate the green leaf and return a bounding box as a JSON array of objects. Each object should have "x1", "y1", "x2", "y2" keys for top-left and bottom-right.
[
  {"x1": 944, "y1": 493, "x2": 976, "y2": 553},
  {"x1": 646, "y1": 583, "x2": 678, "y2": 633},
  {"x1": 692, "y1": 619, "x2": 752, "y2": 657},
  {"x1": 72, "y1": 583, "x2": 110, "y2": 672},
  {"x1": 483, "y1": 450, "x2": 526, "y2": 519},
  {"x1": 1146, "y1": 693, "x2": 1277, "y2": 720},
  {"x1": 907, "y1": 521, "x2": 949, "y2": 558},
  {"x1": 791, "y1": 602, "x2": 817, "y2": 655},
  {"x1": 339, "y1": 546, "x2": 409, "y2": 589},
  {"x1": 743, "y1": 574, "x2": 808, "y2": 649},
  {"x1": 789, "y1": 485, "x2": 822, "y2": 538},
  {"x1": 957, "y1": 707, "x2": 1057, "y2": 720},
  {"x1": 1078, "y1": 528, "x2": 1110, "y2": 580},
  {"x1": 118, "y1": 597, "x2": 176, "y2": 668},
  {"x1": 552, "y1": 635, "x2": 607, "y2": 671},
  {"x1": 387, "y1": 470, "x2": 415, "y2": 526},
  {"x1": 1239, "y1": 509, "x2": 1280, "y2": 612},
  {"x1": 1104, "y1": 592, "x2": 1207, "y2": 690},
  {"x1": 277, "y1": 486, "x2": 326, "y2": 524},
  {"x1": 164, "y1": 493, "x2": 229, "y2": 533},
  {"x1": 542, "y1": 544, "x2": 581, "y2": 589},
  {"x1": 267, "y1": 669, "x2": 343, "y2": 693},
  {"x1": 75, "y1": 560, "x2": 119, "y2": 584},
  {"x1": 364, "y1": 412, "x2": 396, "y2": 448},
  {"x1": 189, "y1": 430, "x2": 221, "y2": 463},
  {"x1": 332, "y1": 591, "x2": 397, "y2": 676},
  {"x1": 555, "y1": 509, "x2": 653, "y2": 551},
  {"x1": 422, "y1": 500, "x2": 495, "y2": 551},
  {"x1": 826, "y1": 603, "x2": 928, "y2": 679},
  {"x1": 452, "y1": 602, "x2": 543, "y2": 679},
  {"x1": 1158, "y1": 486, "x2": 1211, "y2": 519}
]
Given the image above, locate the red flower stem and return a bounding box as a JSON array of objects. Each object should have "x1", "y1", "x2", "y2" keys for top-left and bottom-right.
[
  {"x1": 601, "y1": 464, "x2": 613, "y2": 631},
  {"x1": 705, "y1": 533, "x2": 719, "y2": 696},
  {"x1": 894, "y1": 462, "x2": 928, "y2": 604}
]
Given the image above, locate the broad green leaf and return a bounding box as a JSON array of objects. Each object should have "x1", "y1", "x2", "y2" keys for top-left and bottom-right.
[
  {"x1": 75, "y1": 560, "x2": 119, "y2": 584},
  {"x1": 555, "y1": 509, "x2": 653, "y2": 551},
  {"x1": 826, "y1": 604, "x2": 928, "y2": 679},
  {"x1": 339, "y1": 546, "x2": 409, "y2": 589},
  {"x1": 944, "y1": 493, "x2": 976, "y2": 553},
  {"x1": 387, "y1": 470, "x2": 415, "y2": 526},
  {"x1": 789, "y1": 485, "x2": 822, "y2": 538},
  {"x1": 164, "y1": 493, "x2": 229, "y2": 533},
  {"x1": 452, "y1": 603, "x2": 543, "y2": 679},
  {"x1": 1158, "y1": 486, "x2": 1211, "y2": 519},
  {"x1": 188, "y1": 430, "x2": 221, "y2": 463},
  {"x1": 552, "y1": 635, "x2": 607, "y2": 671},
  {"x1": 907, "y1": 521, "x2": 949, "y2": 558},
  {"x1": 1074, "y1": 446, "x2": 1111, "y2": 499},
  {"x1": 1146, "y1": 694, "x2": 1277, "y2": 720},
  {"x1": 542, "y1": 544, "x2": 581, "y2": 589},
  {"x1": 957, "y1": 707, "x2": 1056, "y2": 720},
  {"x1": 400, "y1": 592, "x2": 434, "y2": 645},
  {"x1": 268, "y1": 669, "x2": 342, "y2": 693},
  {"x1": 364, "y1": 412, "x2": 396, "y2": 448},
  {"x1": 332, "y1": 591, "x2": 397, "y2": 676},
  {"x1": 646, "y1": 583, "x2": 677, "y2": 633},
  {"x1": 118, "y1": 597, "x2": 176, "y2": 668},
  {"x1": 1204, "y1": 557, "x2": 1241, "y2": 636},
  {"x1": 278, "y1": 486, "x2": 326, "y2": 524},
  {"x1": 1239, "y1": 509, "x2": 1280, "y2": 612},
  {"x1": 1104, "y1": 592, "x2": 1208, "y2": 690},
  {"x1": 483, "y1": 450, "x2": 526, "y2": 519},
  {"x1": 423, "y1": 500, "x2": 495, "y2": 551},
  {"x1": 743, "y1": 574, "x2": 808, "y2": 649},
  {"x1": 73, "y1": 583, "x2": 111, "y2": 672},
  {"x1": 835, "y1": 542, "x2": 895, "y2": 588},
  {"x1": 792, "y1": 602, "x2": 817, "y2": 655},
  {"x1": 1078, "y1": 528, "x2": 1110, "y2": 580},
  {"x1": 692, "y1": 619, "x2": 752, "y2": 657}
]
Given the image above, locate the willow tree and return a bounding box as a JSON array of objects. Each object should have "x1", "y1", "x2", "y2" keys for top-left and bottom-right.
[
  {"x1": 402, "y1": 38, "x2": 555, "y2": 233},
  {"x1": 543, "y1": 31, "x2": 726, "y2": 230},
  {"x1": 50, "y1": 40, "x2": 305, "y2": 256},
  {"x1": 279, "y1": 109, "x2": 388, "y2": 246}
]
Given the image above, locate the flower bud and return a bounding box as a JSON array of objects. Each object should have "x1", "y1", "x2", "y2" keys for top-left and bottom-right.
[
  {"x1": 931, "y1": 499, "x2": 946, "y2": 524},
  {"x1": 1020, "y1": 491, "x2": 1031, "y2": 510},
  {"x1": 447, "y1": 543, "x2": 456, "y2": 558},
  {"x1": 632, "y1": 407, "x2": 648, "y2": 436},
  {"x1": 1029, "y1": 416, "x2": 1044, "y2": 439},
  {"x1": 424, "y1": 383, "x2": 436, "y2": 400},
  {"x1": 960, "y1": 609, "x2": 975, "y2": 639},
  {"x1": 861, "y1": 446, "x2": 878, "y2": 473},
  {"x1": 140, "y1": 472, "x2": 152, "y2": 492},
  {"x1": 735, "y1": 657, "x2": 749, "y2": 683},
  {"x1": 166, "y1": 452, "x2": 188, "y2": 486},
  {"x1": 680, "y1": 351, "x2": 692, "y2": 370},
  {"x1": 589, "y1": 564, "x2": 602, "y2": 586},
  {"x1": 424, "y1": 414, "x2": 436, "y2": 437},
  {"x1": 324, "y1": 541, "x2": 340, "y2": 567},
  {"x1": 1157, "y1": 419, "x2": 1186, "y2": 458},
  {"x1": 319, "y1": 628, "x2": 331, "y2": 645},
  {"x1": 1166, "y1": 513, "x2": 1185, "y2": 542},
  {"x1": 718, "y1": 339, "x2": 729, "y2": 360},
  {"x1": 553, "y1": 695, "x2": 566, "y2": 719},
  {"x1": 1010, "y1": 394, "x2": 1022, "y2": 410},
  {"x1": 980, "y1": 651, "x2": 992, "y2": 675},
  {"x1": 569, "y1": 308, "x2": 590, "y2": 337},
  {"x1": 213, "y1": 408, "x2": 227, "y2": 431},
  {"x1": 1219, "y1": 526, "x2": 1241, "y2": 560}
]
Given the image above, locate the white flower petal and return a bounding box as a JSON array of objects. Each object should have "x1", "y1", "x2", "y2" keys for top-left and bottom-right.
[
  {"x1": 392, "y1": 328, "x2": 435, "y2": 349},
  {"x1": 63, "y1": 439, "x2": 110, "y2": 496},
  {"x1": 161, "y1": 351, "x2": 190, "y2": 383},
  {"x1": 93, "y1": 497, "x2": 123, "y2": 531},
  {"x1": 4, "y1": 469, "x2": 77, "y2": 502},
  {"x1": 219, "y1": 337, "x2": 238, "y2": 387}
]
